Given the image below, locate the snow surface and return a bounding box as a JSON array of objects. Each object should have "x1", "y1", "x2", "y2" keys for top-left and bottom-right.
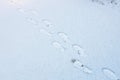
[{"x1": 0, "y1": 0, "x2": 120, "y2": 80}]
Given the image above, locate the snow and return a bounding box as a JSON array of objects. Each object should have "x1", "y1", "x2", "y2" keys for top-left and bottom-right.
[{"x1": 0, "y1": 0, "x2": 120, "y2": 80}]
